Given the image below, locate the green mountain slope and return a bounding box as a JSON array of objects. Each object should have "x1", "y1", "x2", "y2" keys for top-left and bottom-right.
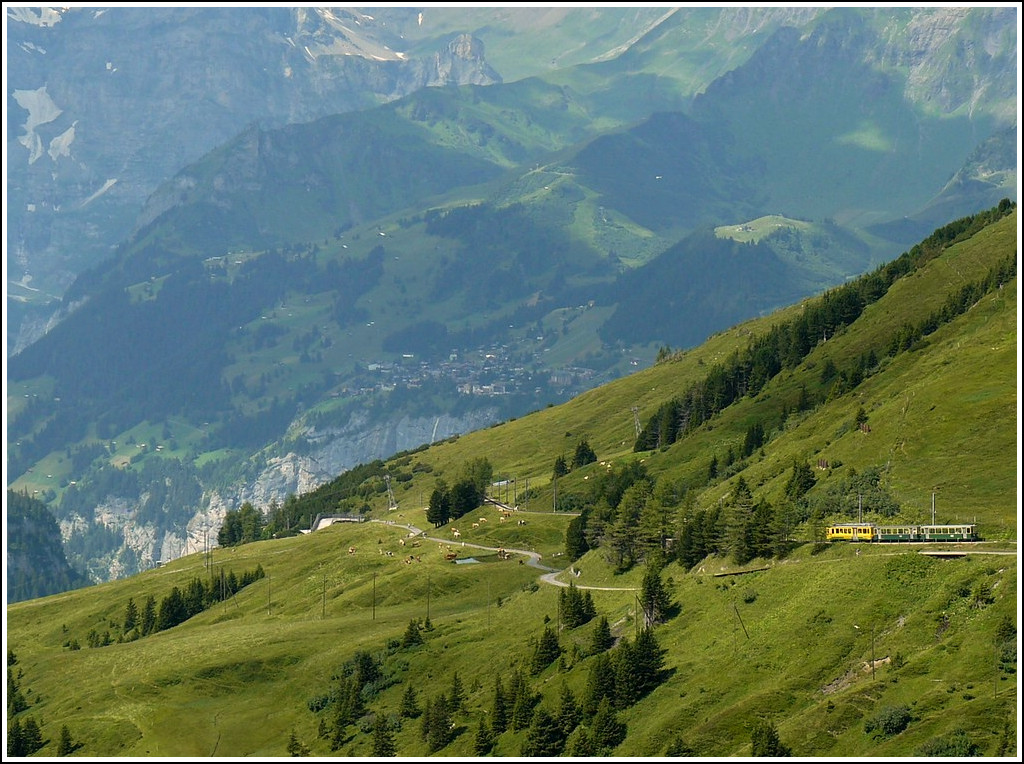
[
  {"x1": 6, "y1": 7, "x2": 1016, "y2": 586},
  {"x1": 5, "y1": 207, "x2": 1017, "y2": 757}
]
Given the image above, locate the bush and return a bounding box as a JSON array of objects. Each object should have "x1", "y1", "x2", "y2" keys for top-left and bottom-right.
[
  {"x1": 916, "y1": 728, "x2": 982, "y2": 756},
  {"x1": 864, "y1": 704, "x2": 911, "y2": 737}
]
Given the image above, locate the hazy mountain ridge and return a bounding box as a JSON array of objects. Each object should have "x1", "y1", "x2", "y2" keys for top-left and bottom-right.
[{"x1": 5, "y1": 8, "x2": 1017, "y2": 584}]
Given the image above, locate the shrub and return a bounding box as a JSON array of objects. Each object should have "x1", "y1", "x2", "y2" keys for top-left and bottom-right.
[{"x1": 864, "y1": 704, "x2": 911, "y2": 737}]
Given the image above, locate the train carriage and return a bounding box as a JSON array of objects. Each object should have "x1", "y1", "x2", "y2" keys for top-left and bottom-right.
[
  {"x1": 826, "y1": 523, "x2": 876, "y2": 541},
  {"x1": 875, "y1": 525, "x2": 920, "y2": 542},
  {"x1": 919, "y1": 524, "x2": 978, "y2": 542}
]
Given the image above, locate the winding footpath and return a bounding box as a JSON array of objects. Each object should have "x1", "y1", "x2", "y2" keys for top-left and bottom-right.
[{"x1": 370, "y1": 518, "x2": 638, "y2": 592}]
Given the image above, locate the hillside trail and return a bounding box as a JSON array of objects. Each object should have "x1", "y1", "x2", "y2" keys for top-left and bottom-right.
[{"x1": 370, "y1": 518, "x2": 638, "y2": 592}]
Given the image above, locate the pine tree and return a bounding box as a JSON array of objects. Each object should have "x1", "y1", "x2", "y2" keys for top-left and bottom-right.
[
  {"x1": 286, "y1": 729, "x2": 310, "y2": 756},
  {"x1": 371, "y1": 714, "x2": 397, "y2": 757},
  {"x1": 639, "y1": 565, "x2": 672, "y2": 626},
  {"x1": 581, "y1": 590, "x2": 596, "y2": 622},
  {"x1": 474, "y1": 721, "x2": 494, "y2": 755},
  {"x1": 582, "y1": 652, "x2": 616, "y2": 717},
  {"x1": 401, "y1": 619, "x2": 423, "y2": 648},
  {"x1": 572, "y1": 439, "x2": 597, "y2": 468},
  {"x1": 426, "y1": 481, "x2": 451, "y2": 527},
  {"x1": 556, "y1": 681, "x2": 582, "y2": 737},
  {"x1": 57, "y1": 724, "x2": 76, "y2": 756},
  {"x1": 449, "y1": 671, "x2": 464, "y2": 713},
  {"x1": 426, "y1": 693, "x2": 453, "y2": 752},
  {"x1": 612, "y1": 638, "x2": 643, "y2": 708},
  {"x1": 508, "y1": 670, "x2": 539, "y2": 731},
  {"x1": 521, "y1": 706, "x2": 566, "y2": 757},
  {"x1": 122, "y1": 597, "x2": 138, "y2": 633},
  {"x1": 564, "y1": 725, "x2": 596, "y2": 756},
  {"x1": 565, "y1": 514, "x2": 590, "y2": 560},
  {"x1": 590, "y1": 697, "x2": 627, "y2": 752},
  {"x1": 399, "y1": 683, "x2": 421, "y2": 719},
  {"x1": 727, "y1": 477, "x2": 755, "y2": 564},
  {"x1": 751, "y1": 719, "x2": 791, "y2": 756},
  {"x1": 531, "y1": 625, "x2": 562, "y2": 674},
  {"x1": 590, "y1": 615, "x2": 614, "y2": 654},
  {"x1": 7, "y1": 717, "x2": 24, "y2": 757},
  {"x1": 491, "y1": 675, "x2": 509, "y2": 733},
  {"x1": 140, "y1": 594, "x2": 157, "y2": 636},
  {"x1": 633, "y1": 627, "x2": 666, "y2": 698}
]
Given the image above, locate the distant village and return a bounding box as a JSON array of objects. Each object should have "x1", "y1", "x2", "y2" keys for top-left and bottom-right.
[{"x1": 353, "y1": 338, "x2": 639, "y2": 400}]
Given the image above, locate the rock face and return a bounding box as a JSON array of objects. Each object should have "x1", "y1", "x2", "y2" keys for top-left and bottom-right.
[{"x1": 71, "y1": 407, "x2": 498, "y2": 582}]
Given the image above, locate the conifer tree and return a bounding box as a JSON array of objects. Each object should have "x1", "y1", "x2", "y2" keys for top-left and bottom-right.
[
  {"x1": 371, "y1": 714, "x2": 397, "y2": 757},
  {"x1": 490, "y1": 675, "x2": 509, "y2": 734},
  {"x1": 564, "y1": 725, "x2": 596, "y2": 756},
  {"x1": 751, "y1": 719, "x2": 791, "y2": 756},
  {"x1": 122, "y1": 597, "x2": 138, "y2": 633},
  {"x1": 531, "y1": 625, "x2": 562, "y2": 674},
  {"x1": 590, "y1": 615, "x2": 614, "y2": 654},
  {"x1": 590, "y1": 697, "x2": 627, "y2": 752},
  {"x1": 474, "y1": 721, "x2": 494, "y2": 755},
  {"x1": 57, "y1": 724, "x2": 76, "y2": 756},
  {"x1": 7, "y1": 717, "x2": 24, "y2": 757},
  {"x1": 556, "y1": 681, "x2": 582, "y2": 737},
  {"x1": 639, "y1": 565, "x2": 673, "y2": 626},
  {"x1": 399, "y1": 683, "x2": 421, "y2": 719},
  {"x1": 140, "y1": 594, "x2": 157, "y2": 636},
  {"x1": 449, "y1": 671, "x2": 464, "y2": 713},
  {"x1": 582, "y1": 652, "x2": 616, "y2": 717},
  {"x1": 425, "y1": 693, "x2": 453, "y2": 752},
  {"x1": 521, "y1": 706, "x2": 566, "y2": 757}
]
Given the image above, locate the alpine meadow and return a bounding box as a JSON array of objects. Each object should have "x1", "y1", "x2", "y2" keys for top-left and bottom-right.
[{"x1": 4, "y1": 5, "x2": 1020, "y2": 760}]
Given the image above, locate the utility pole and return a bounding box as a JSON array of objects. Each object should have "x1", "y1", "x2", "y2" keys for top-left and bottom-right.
[
  {"x1": 372, "y1": 571, "x2": 377, "y2": 621},
  {"x1": 931, "y1": 491, "x2": 936, "y2": 525}
]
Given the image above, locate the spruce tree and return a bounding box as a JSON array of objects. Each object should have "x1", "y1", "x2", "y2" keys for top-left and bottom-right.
[
  {"x1": 7, "y1": 717, "x2": 24, "y2": 757},
  {"x1": 57, "y1": 724, "x2": 76, "y2": 756},
  {"x1": 491, "y1": 675, "x2": 508, "y2": 734},
  {"x1": 371, "y1": 714, "x2": 397, "y2": 757},
  {"x1": 751, "y1": 719, "x2": 791, "y2": 756},
  {"x1": 426, "y1": 693, "x2": 453, "y2": 752},
  {"x1": 123, "y1": 597, "x2": 138, "y2": 633},
  {"x1": 639, "y1": 565, "x2": 672, "y2": 626},
  {"x1": 590, "y1": 697, "x2": 627, "y2": 752},
  {"x1": 474, "y1": 722, "x2": 494, "y2": 755},
  {"x1": 556, "y1": 681, "x2": 582, "y2": 737},
  {"x1": 564, "y1": 725, "x2": 596, "y2": 756},
  {"x1": 140, "y1": 595, "x2": 157, "y2": 636},
  {"x1": 590, "y1": 615, "x2": 614, "y2": 654},
  {"x1": 612, "y1": 638, "x2": 643, "y2": 708},
  {"x1": 531, "y1": 625, "x2": 562, "y2": 674},
  {"x1": 521, "y1": 706, "x2": 566, "y2": 757},
  {"x1": 401, "y1": 619, "x2": 423, "y2": 648},
  {"x1": 449, "y1": 671, "x2": 464, "y2": 713},
  {"x1": 582, "y1": 652, "x2": 616, "y2": 717},
  {"x1": 399, "y1": 683, "x2": 421, "y2": 719}
]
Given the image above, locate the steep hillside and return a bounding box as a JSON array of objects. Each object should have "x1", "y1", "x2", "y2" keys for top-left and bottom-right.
[
  {"x1": 6, "y1": 8, "x2": 1017, "y2": 585},
  {"x1": 5, "y1": 207, "x2": 1017, "y2": 758},
  {"x1": 6, "y1": 490, "x2": 89, "y2": 603}
]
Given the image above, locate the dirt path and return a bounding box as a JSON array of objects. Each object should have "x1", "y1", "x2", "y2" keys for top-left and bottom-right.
[{"x1": 371, "y1": 519, "x2": 637, "y2": 591}]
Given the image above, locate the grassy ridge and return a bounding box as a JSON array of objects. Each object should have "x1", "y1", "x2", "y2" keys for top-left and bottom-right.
[{"x1": 6, "y1": 211, "x2": 1017, "y2": 756}]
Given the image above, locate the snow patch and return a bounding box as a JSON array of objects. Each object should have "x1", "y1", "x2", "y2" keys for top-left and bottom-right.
[
  {"x1": 13, "y1": 86, "x2": 63, "y2": 164},
  {"x1": 48, "y1": 121, "x2": 77, "y2": 161}
]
